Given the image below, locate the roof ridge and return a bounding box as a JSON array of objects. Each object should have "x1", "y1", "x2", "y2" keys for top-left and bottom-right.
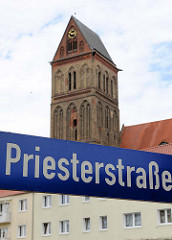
[{"x1": 124, "y1": 118, "x2": 172, "y2": 129}]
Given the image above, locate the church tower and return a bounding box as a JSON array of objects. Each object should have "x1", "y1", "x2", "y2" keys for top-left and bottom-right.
[{"x1": 50, "y1": 16, "x2": 121, "y2": 146}]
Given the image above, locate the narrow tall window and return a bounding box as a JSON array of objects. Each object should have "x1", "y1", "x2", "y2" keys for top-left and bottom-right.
[
  {"x1": 83, "y1": 218, "x2": 90, "y2": 231},
  {"x1": 66, "y1": 104, "x2": 78, "y2": 141},
  {"x1": 18, "y1": 199, "x2": 27, "y2": 212},
  {"x1": 42, "y1": 222, "x2": 51, "y2": 236},
  {"x1": 68, "y1": 68, "x2": 76, "y2": 91},
  {"x1": 98, "y1": 72, "x2": 101, "y2": 89},
  {"x1": 105, "y1": 106, "x2": 110, "y2": 129},
  {"x1": 103, "y1": 75, "x2": 105, "y2": 92},
  {"x1": 73, "y1": 71, "x2": 76, "y2": 89},
  {"x1": 106, "y1": 76, "x2": 108, "y2": 94},
  {"x1": 18, "y1": 225, "x2": 26, "y2": 238},
  {"x1": 0, "y1": 228, "x2": 7, "y2": 239},
  {"x1": 100, "y1": 216, "x2": 107, "y2": 230},
  {"x1": 69, "y1": 73, "x2": 71, "y2": 91},
  {"x1": 111, "y1": 80, "x2": 113, "y2": 97},
  {"x1": 42, "y1": 195, "x2": 52, "y2": 208}
]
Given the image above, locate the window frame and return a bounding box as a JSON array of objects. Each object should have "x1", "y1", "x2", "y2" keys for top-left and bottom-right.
[
  {"x1": 0, "y1": 227, "x2": 8, "y2": 239},
  {"x1": 60, "y1": 195, "x2": 69, "y2": 206},
  {"x1": 124, "y1": 212, "x2": 142, "y2": 228},
  {"x1": 42, "y1": 222, "x2": 51, "y2": 236},
  {"x1": 17, "y1": 225, "x2": 26, "y2": 238},
  {"x1": 99, "y1": 215, "x2": 108, "y2": 230},
  {"x1": 42, "y1": 195, "x2": 52, "y2": 208},
  {"x1": 18, "y1": 199, "x2": 27, "y2": 212},
  {"x1": 83, "y1": 217, "x2": 91, "y2": 232},
  {"x1": 59, "y1": 220, "x2": 69, "y2": 234},
  {"x1": 158, "y1": 208, "x2": 172, "y2": 225}
]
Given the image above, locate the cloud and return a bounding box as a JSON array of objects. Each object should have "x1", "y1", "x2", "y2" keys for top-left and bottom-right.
[{"x1": 0, "y1": 0, "x2": 172, "y2": 137}]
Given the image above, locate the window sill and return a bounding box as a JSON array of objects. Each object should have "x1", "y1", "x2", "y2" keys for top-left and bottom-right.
[
  {"x1": 124, "y1": 226, "x2": 142, "y2": 229},
  {"x1": 99, "y1": 228, "x2": 108, "y2": 231}
]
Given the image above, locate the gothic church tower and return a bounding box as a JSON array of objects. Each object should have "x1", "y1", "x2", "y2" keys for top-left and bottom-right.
[{"x1": 51, "y1": 16, "x2": 120, "y2": 146}]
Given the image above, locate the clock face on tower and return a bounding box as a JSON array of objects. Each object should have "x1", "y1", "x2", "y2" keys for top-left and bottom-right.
[{"x1": 68, "y1": 28, "x2": 77, "y2": 39}]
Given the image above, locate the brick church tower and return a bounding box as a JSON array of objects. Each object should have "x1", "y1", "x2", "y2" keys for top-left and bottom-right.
[{"x1": 50, "y1": 16, "x2": 121, "y2": 146}]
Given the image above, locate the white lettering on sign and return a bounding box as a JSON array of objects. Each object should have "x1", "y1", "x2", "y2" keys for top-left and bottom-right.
[{"x1": 5, "y1": 143, "x2": 172, "y2": 192}]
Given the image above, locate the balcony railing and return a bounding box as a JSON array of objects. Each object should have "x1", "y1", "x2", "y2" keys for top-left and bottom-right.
[{"x1": 0, "y1": 212, "x2": 11, "y2": 223}]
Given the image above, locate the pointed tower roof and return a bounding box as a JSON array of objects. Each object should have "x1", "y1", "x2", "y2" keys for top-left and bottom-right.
[{"x1": 72, "y1": 16, "x2": 114, "y2": 64}]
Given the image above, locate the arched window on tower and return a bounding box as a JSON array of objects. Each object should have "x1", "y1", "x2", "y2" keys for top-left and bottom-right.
[
  {"x1": 111, "y1": 80, "x2": 113, "y2": 98},
  {"x1": 97, "y1": 102, "x2": 103, "y2": 128},
  {"x1": 105, "y1": 106, "x2": 110, "y2": 129},
  {"x1": 112, "y1": 76, "x2": 118, "y2": 100},
  {"x1": 105, "y1": 72, "x2": 109, "y2": 95},
  {"x1": 67, "y1": 27, "x2": 77, "y2": 54},
  {"x1": 113, "y1": 110, "x2": 118, "y2": 132},
  {"x1": 66, "y1": 104, "x2": 78, "y2": 141},
  {"x1": 98, "y1": 71, "x2": 101, "y2": 89},
  {"x1": 68, "y1": 68, "x2": 77, "y2": 91},
  {"x1": 53, "y1": 106, "x2": 63, "y2": 139},
  {"x1": 103, "y1": 74, "x2": 105, "y2": 92},
  {"x1": 80, "y1": 101, "x2": 91, "y2": 141}
]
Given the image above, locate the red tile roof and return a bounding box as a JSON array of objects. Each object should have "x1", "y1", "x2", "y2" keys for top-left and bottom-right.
[
  {"x1": 0, "y1": 190, "x2": 26, "y2": 198},
  {"x1": 120, "y1": 118, "x2": 172, "y2": 150},
  {"x1": 143, "y1": 143, "x2": 172, "y2": 155}
]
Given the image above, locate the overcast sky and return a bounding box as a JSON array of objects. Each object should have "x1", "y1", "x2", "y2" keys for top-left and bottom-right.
[{"x1": 0, "y1": 0, "x2": 172, "y2": 138}]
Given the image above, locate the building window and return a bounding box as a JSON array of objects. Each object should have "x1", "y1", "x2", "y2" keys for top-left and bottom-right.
[
  {"x1": 98, "y1": 71, "x2": 101, "y2": 89},
  {"x1": 124, "y1": 212, "x2": 141, "y2": 228},
  {"x1": 68, "y1": 68, "x2": 77, "y2": 91},
  {"x1": 60, "y1": 195, "x2": 69, "y2": 205},
  {"x1": 73, "y1": 71, "x2": 76, "y2": 89},
  {"x1": 18, "y1": 225, "x2": 26, "y2": 238},
  {"x1": 103, "y1": 75, "x2": 105, "y2": 92},
  {"x1": 42, "y1": 222, "x2": 51, "y2": 236},
  {"x1": 42, "y1": 195, "x2": 52, "y2": 208},
  {"x1": 83, "y1": 218, "x2": 90, "y2": 232},
  {"x1": 0, "y1": 228, "x2": 8, "y2": 239},
  {"x1": 18, "y1": 199, "x2": 27, "y2": 212},
  {"x1": 158, "y1": 209, "x2": 172, "y2": 224},
  {"x1": 66, "y1": 104, "x2": 78, "y2": 141},
  {"x1": 83, "y1": 196, "x2": 90, "y2": 202},
  {"x1": 105, "y1": 106, "x2": 110, "y2": 129},
  {"x1": 59, "y1": 220, "x2": 69, "y2": 234},
  {"x1": 100, "y1": 216, "x2": 107, "y2": 230},
  {"x1": 69, "y1": 72, "x2": 72, "y2": 91}
]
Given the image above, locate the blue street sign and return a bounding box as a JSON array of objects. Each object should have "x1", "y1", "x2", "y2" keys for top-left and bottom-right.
[{"x1": 0, "y1": 131, "x2": 172, "y2": 203}]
